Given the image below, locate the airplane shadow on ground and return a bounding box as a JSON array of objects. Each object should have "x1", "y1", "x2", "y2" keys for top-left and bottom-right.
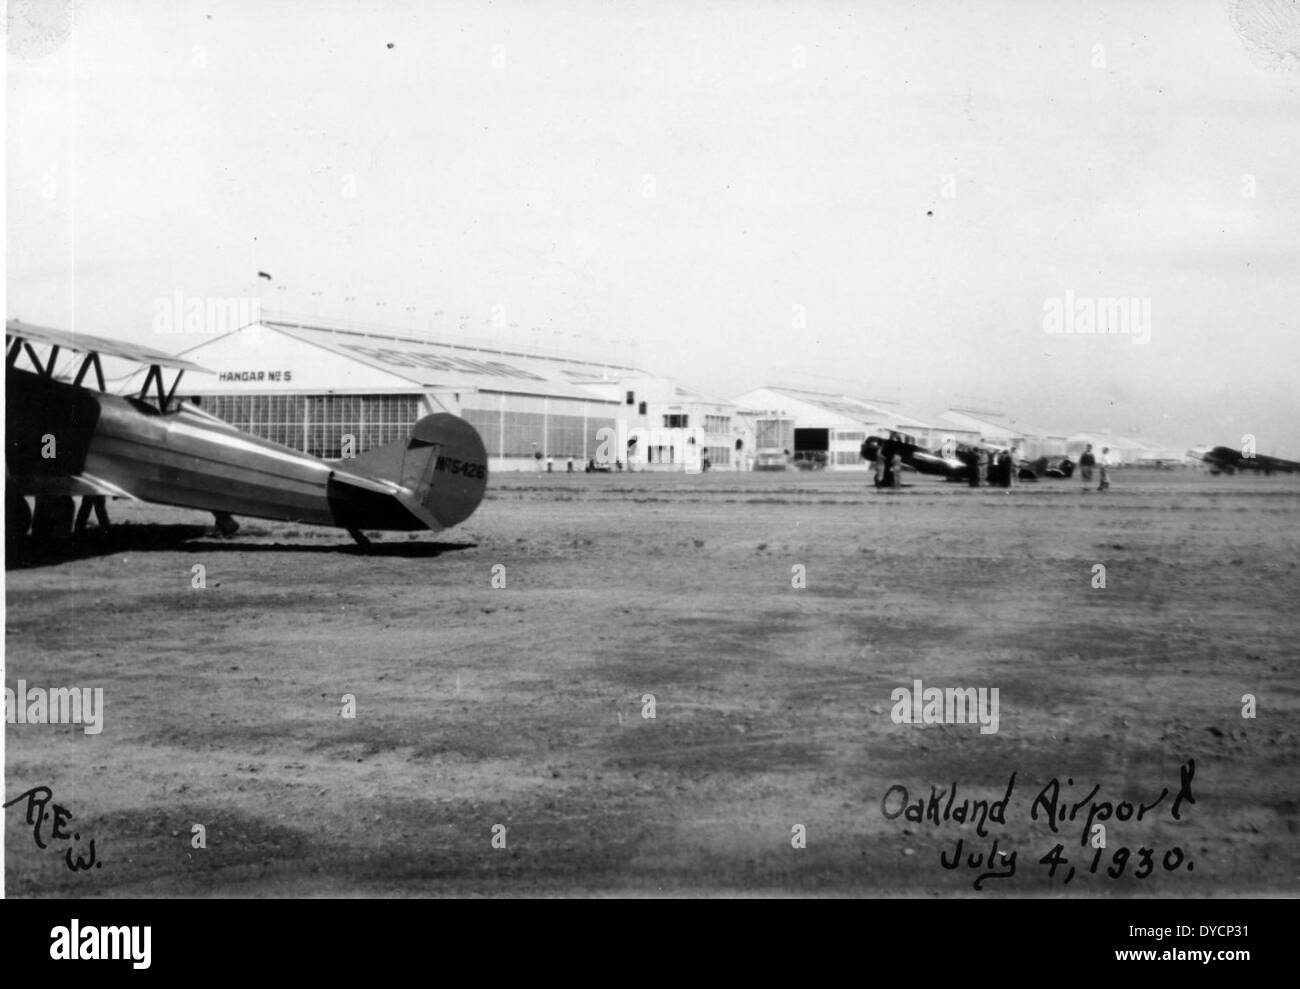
[{"x1": 6, "y1": 524, "x2": 477, "y2": 570}]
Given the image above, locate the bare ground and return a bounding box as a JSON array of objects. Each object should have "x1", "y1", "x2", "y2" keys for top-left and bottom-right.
[{"x1": 5, "y1": 468, "x2": 1298, "y2": 896}]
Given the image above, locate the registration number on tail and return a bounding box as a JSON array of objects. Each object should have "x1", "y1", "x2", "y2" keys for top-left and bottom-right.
[{"x1": 435, "y1": 455, "x2": 486, "y2": 480}]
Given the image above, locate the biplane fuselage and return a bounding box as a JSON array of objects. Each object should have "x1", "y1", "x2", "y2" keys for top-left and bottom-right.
[{"x1": 6, "y1": 321, "x2": 488, "y2": 542}]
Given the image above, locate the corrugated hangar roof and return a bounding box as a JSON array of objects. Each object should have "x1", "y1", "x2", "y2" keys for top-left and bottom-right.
[
  {"x1": 942, "y1": 408, "x2": 1065, "y2": 439},
  {"x1": 178, "y1": 319, "x2": 637, "y2": 401},
  {"x1": 761, "y1": 386, "x2": 935, "y2": 430}
]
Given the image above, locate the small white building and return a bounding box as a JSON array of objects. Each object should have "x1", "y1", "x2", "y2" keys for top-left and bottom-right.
[{"x1": 576, "y1": 374, "x2": 741, "y2": 471}]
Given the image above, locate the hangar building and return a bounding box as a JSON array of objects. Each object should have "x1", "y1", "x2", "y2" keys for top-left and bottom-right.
[
  {"x1": 166, "y1": 318, "x2": 638, "y2": 471},
  {"x1": 1066, "y1": 432, "x2": 1153, "y2": 465},
  {"x1": 158, "y1": 317, "x2": 741, "y2": 472},
  {"x1": 731, "y1": 387, "x2": 969, "y2": 468},
  {"x1": 940, "y1": 409, "x2": 1068, "y2": 459}
]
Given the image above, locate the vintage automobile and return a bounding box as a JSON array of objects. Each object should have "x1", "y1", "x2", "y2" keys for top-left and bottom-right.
[
  {"x1": 792, "y1": 451, "x2": 828, "y2": 470},
  {"x1": 753, "y1": 448, "x2": 789, "y2": 471}
]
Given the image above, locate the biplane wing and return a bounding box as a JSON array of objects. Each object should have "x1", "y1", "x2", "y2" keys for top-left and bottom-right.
[
  {"x1": 7, "y1": 319, "x2": 209, "y2": 373},
  {"x1": 6, "y1": 321, "x2": 487, "y2": 546}
]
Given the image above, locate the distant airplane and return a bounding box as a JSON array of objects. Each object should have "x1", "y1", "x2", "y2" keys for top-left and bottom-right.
[
  {"x1": 1190, "y1": 445, "x2": 1300, "y2": 476},
  {"x1": 862, "y1": 432, "x2": 975, "y2": 482},
  {"x1": 860, "y1": 432, "x2": 1073, "y2": 484},
  {"x1": 860, "y1": 432, "x2": 1035, "y2": 482},
  {"x1": 6, "y1": 320, "x2": 488, "y2": 547},
  {"x1": 861, "y1": 432, "x2": 968, "y2": 481},
  {"x1": 257, "y1": 271, "x2": 273, "y2": 280}
]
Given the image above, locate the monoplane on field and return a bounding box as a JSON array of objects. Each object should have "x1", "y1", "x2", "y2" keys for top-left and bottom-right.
[
  {"x1": 1191, "y1": 444, "x2": 1300, "y2": 476},
  {"x1": 859, "y1": 431, "x2": 1075, "y2": 483}
]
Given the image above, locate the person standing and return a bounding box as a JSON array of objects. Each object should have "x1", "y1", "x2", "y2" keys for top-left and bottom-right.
[
  {"x1": 1080, "y1": 443, "x2": 1095, "y2": 488},
  {"x1": 890, "y1": 451, "x2": 903, "y2": 488},
  {"x1": 1098, "y1": 447, "x2": 1112, "y2": 491}
]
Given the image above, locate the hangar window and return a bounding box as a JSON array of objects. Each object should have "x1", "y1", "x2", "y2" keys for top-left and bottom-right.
[
  {"x1": 638, "y1": 401, "x2": 647, "y2": 415},
  {"x1": 626, "y1": 391, "x2": 635, "y2": 405},
  {"x1": 663, "y1": 414, "x2": 688, "y2": 429},
  {"x1": 460, "y1": 407, "x2": 615, "y2": 460},
  {"x1": 198, "y1": 393, "x2": 422, "y2": 459}
]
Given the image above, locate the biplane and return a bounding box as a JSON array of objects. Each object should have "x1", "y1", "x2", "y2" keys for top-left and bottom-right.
[{"x1": 5, "y1": 320, "x2": 488, "y2": 546}]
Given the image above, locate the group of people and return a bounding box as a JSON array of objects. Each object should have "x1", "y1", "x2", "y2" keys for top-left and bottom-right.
[
  {"x1": 865, "y1": 436, "x2": 1116, "y2": 491},
  {"x1": 871, "y1": 438, "x2": 905, "y2": 489},
  {"x1": 1078, "y1": 443, "x2": 1113, "y2": 491},
  {"x1": 540, "y1": 454, "x2": 579, "y2": 472},
  {"x1": 958, "y1": 445, "x2": 1021, "y2": 488}
]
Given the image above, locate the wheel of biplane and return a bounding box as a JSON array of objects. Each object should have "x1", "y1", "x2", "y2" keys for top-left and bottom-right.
[
  {"x1": 212, "y1": 511, "x2": 240, "y2": 537},
  {"x1": 31, "y1": 495, "x2": 75, "y2": 542},
  {"x1": 6, "y1": 490, "x2": 33, "y2": 540}
]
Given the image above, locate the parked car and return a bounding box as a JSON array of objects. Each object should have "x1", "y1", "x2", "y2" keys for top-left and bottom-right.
[{"x1": 792, "y1": 451, "x2": 828, "y2": 470}]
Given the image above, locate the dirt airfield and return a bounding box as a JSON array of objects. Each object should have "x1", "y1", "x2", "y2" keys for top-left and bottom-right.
[{"x1": 5, "y1": 468, "x2": 1298, "y2": 896}]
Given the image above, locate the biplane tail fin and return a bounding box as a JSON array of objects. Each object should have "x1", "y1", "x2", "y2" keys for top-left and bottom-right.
[{"x1": 336, "y1": 413, "x2": 488, "y2": 531}]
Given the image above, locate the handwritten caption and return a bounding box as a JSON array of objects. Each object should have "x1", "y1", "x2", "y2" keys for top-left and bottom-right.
[
  {"x1": 4, "y1": 785, "x2": 101, "y2": 872},
  {"x1": 880, "y1": 759, "x2": 1197, "y2": 890}
]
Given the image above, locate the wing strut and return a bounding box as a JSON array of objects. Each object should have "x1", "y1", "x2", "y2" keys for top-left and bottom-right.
[
  {"x1": 72, "y1": 352, "x2": 107, "y2": 391},
  {"x1": 138, "y1": 363, "x2": 184, "y2": 412}
]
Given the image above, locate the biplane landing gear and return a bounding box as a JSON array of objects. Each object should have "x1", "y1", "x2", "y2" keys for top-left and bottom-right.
[
  {"x1": 31, "y1": 495, "x2": 75, "y2": 543},
  {"x1": 7, "y1": 491, "x2": 33, "y2": 541},
  {"x1": 346, "y1": 527, "x2": 372, "y2": 547},
  {"x1": 74, "y1": 495, "x2": 110, "y2": 538},
  {"x1": 212, "y1": 512, "x2": 240, "y2": 537}
]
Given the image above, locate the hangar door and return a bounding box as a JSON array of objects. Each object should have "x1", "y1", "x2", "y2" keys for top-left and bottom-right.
[{"x1": 794, "y1": 428, "x2": 829, "y2": 455}]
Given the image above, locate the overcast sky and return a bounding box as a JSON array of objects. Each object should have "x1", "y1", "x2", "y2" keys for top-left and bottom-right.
[{"x1": 8, "y1": 0, "x2": 1300, "y2": 451}]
